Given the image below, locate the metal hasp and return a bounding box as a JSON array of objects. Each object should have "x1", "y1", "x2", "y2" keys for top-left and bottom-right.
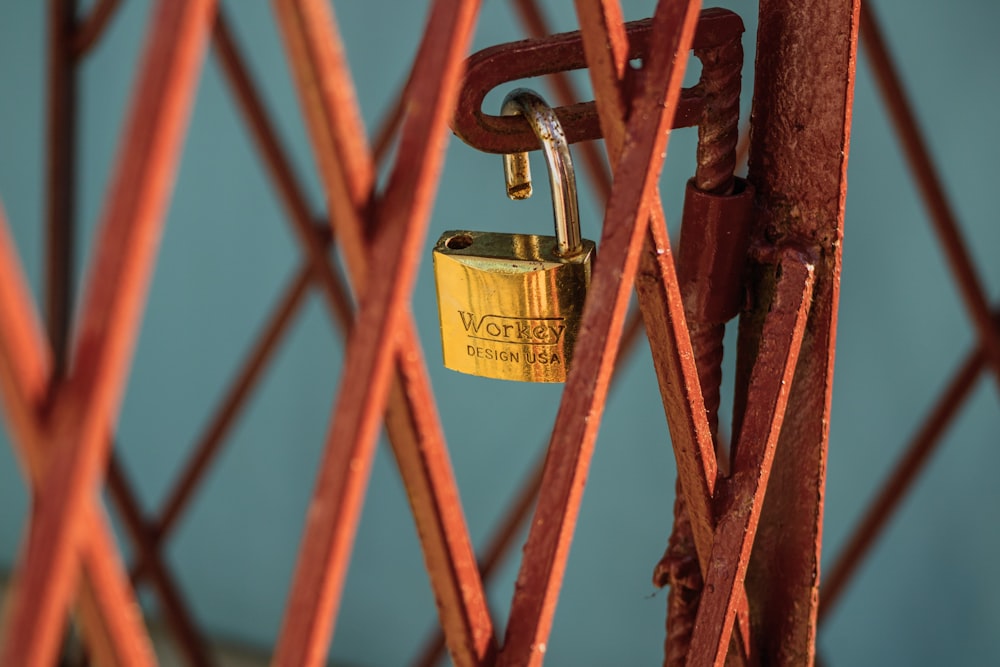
[{"x1": 452, "y1": 11, "x2": 746, "y2": 154}]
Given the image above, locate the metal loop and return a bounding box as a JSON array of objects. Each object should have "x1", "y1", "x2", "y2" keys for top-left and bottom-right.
[{"x1": 501, "y1": 88, "x2": 583, "y2": 257}]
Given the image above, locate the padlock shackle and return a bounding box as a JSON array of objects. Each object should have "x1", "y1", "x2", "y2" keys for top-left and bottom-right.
[{"x1": 501, "y1": 89, "x2": 584, "y2": 257}]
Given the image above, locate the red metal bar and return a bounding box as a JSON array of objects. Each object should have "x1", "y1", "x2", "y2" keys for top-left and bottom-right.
[
  {"x1": 818, "y1": 310, "x2": 998, "y2": 620},
  {"x1": 739, "y1": 0, "x2": 859, "y2": 662},
  {"x1": 148, "y1": 261, "x2": 312, "y2": 545},
  {"x1": 570, "y1": 3, "x2": 754, "y2": 662},
  {"x1": 70, "y1": 523, "x2": 156, "y2": 667},
  {"x1": 130, "y1": 8, "x2": 356, "y2": 556},
  {"x1": 412, "y1": 309, "x2": 646, "y2": 667},
  {"x1": 105, "y1": 456, "x2": 212, "y2": 667},
  {"x1": 0, "y1": 1, "x2": 216, "y2": 664},
  {"x1": 272, "y1": 2, "x2": 489, "y2": 665},
  {"x1": 273, "y1": 2, "x2": 495, "y2": 664},
  {"x1": 45, "y1": 0, "x2": 77, "y2": 377},
  {"x1": 371, "y1": 71, "x2": 411, "y2": 167},
  {"x1": 691, "y1": 27, "x2": 741, "y2": 196},
  {"x1": 687, "y1": 252, "x2": 815, "y2": 667},
  {"x1": 634, "y1": 226, "x2": 752, "y2": 664},
  {"x1": 498, "y1": 3, "x2": 702, "y2": 664},
  {"x1": 860, "y1": 3, "x2": 1000, "y2": 388},
  {"x1": 72, "y1": 0, "x2": 123, "y2": 56},
  {"x1": 145, "y1": 0, "x2": 415, "y2": 562},
  {"x1": 211, "y1": 10, "x2": 354, "y2": 325},
  {"x1": 579, "y1": 0, "x2": 707, "y2": 570},
  {"x1": 660, "y1": 177, "x2": 754, "y2": 666},
  {"x1": 0, "y1": 206, "x2": 155, "y2": 667}
]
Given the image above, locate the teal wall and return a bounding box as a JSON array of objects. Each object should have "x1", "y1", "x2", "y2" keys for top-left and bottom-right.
[{"x1": 0, "y1": 1, "x2": 998, "y2": 665}]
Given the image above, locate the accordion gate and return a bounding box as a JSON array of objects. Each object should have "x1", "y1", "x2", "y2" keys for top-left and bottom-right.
[{"x1": 0, "y1": 0, "x2": 995, "y2": 665}]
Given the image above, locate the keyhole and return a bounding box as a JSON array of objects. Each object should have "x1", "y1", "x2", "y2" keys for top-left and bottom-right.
[{"x1": 445, "y1": 234, "x2": 474, "y2": 250}]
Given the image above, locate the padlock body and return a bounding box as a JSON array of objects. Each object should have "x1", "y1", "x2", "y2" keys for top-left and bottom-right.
[{"x1": 433, "y1": 230, "x2": 595, "y2": 382}]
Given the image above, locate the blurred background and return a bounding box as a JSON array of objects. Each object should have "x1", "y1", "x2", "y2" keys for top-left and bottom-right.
[{"x1": 0, "y1": 1, "x2": 998, "y2": 665}]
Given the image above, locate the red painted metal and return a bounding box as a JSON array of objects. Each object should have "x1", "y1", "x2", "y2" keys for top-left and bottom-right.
[
  {"x1": 371, "y1": 71, "x2": 411, "y2": 167},
  {"x1": 453, "y1": 13, "x2": 746, "y2": 156},
  {"x1": 568, "y1": 4, "x2": 755, "y2": 663},
  {"x1": 0, "y1": 1, "x2": 216, "y2": 664},
  {"x1": 0, "y1": 0, "x2": 883, "y2": 662},
  {"x1": 811, "y1": 3, "x2": 1000, "y2": 624},
  {"x1": 212, "y1": 10, "x2": 354, "y2": 326},
  {"x1": 105, "y1": 456, "x2": 212, "y2": 667},
  {"x1": 148, "y1": 263, "x2": 313, "y2": 546},
  {"x1": 739, "y1": 1, "x2": 859, "y2": 663},
  {"x1": 72, "y1": 0, "x2": 123, "y2": 56},
  {"x1": 676, "y1": 181, "x2": 754, "y2": 329},
  {"x1": 413, "y1": 309, "x2": 647, "y2": 667},
  {"x1": 113, "y1": 10, "x2": 358, "y2": 661},
  {"x1": 0, "y1": 207, "x2": 156, "y2": 667},
  {"x1": 43, "y1": 0, "x2": 209, "y2": 660},
  {"x1": 413, "y1": 4, "x2": 741, "y2": 662},
  {"x1": 498, "y1": 3, "x2": 703, "y2": 664},
  {"x1": 127, "y1": 10, "x2": 352, "y2": 565},
  {"x1": 687, "y1": 251, "x2": 815, "y2": 667},
  {"x1": 657, "y1": 177, "x2": 754, "y2": 666},
  {"x1": 859, "y1": 4, "x2": 1000, "y2": 386},
  {"x1": 692, "y1": 25, "x2": 741, "y2": 197},
  {"x1": 819, "y1": 308, "x2": 997, "y2": 620},
  {"x1": 271, "y1": 2, "x2": 491, "y2": 665},
  {"x1": 45, "y1": 0, "x2": 77, "y2": 377}
]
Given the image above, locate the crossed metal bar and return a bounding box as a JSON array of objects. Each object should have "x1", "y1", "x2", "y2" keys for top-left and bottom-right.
[
  {"x1": 0, "y1": 2, "x2": 217, "y2": 665},
  {"x1": 0, "y1": 1, "x2": 863, "y2": 666}
]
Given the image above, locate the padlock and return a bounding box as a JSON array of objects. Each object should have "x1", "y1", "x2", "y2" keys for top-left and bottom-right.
[{"x1": 433, "y1": 88, "x2": 596, "y2": 382}]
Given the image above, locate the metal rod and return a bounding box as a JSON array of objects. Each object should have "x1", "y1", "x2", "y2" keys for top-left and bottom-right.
[
  {"x1": 105, "y1": 456, "x2": 212, "y2": 666},
  {"x1": 659, "y1": 17, "x2": 744, "y2": 664},
  {"x1": 371, "y1": 71, "x2": 411, "y2": 166},
  {"x1": 692, "y1": 26, "x2": 741, "y2": 195},
  {"x1": 72, "y1": 0, "x2": 123, "y2": 56},
  {"x1": 45, "y1": 0, "x2": 77, "y2": 378}
]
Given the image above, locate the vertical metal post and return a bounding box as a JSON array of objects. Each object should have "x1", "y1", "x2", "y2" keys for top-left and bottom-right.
[{"x1": 739, "y1": 1, "x2": 860, "y2": 663}]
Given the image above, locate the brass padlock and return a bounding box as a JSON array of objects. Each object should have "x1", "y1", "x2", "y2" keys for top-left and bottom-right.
[{"x1": 433, "y1": 88, "x2": 596, "y2": 382}]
